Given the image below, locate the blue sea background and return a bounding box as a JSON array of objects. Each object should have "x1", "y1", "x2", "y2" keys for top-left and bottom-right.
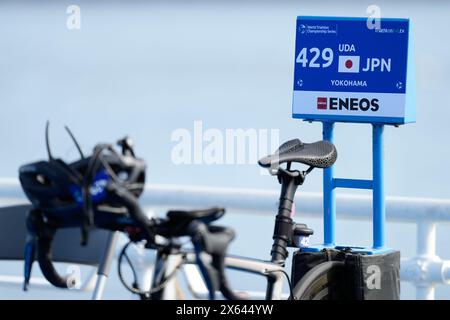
[{"x1": 0, "y1": 0, "x2": 450, "y2": 299}]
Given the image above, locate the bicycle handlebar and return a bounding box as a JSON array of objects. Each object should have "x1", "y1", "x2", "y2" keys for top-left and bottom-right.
[
  {"x1": 187, "y1": 221, "x2": 246, "y2": 300},
  {"x1": 37, "y1": 236, "x2": 71, "y2": 288},
  {"x1": 28, "y1": 142, "x2": 237, "y2": 298},
  {"x1": 30, "y1": 187, "x2": 242, "y2": 299},
  {"x1": 26, "y1": 170, "x2": 155, "y2": 291},
  {"x1": 24, "y1": 209, "x2": 72, "y2": 290}
]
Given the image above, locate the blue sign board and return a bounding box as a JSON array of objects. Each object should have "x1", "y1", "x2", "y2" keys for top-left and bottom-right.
[{"x1": 292, "y1": 16, "x2": 415, "y2": 124}]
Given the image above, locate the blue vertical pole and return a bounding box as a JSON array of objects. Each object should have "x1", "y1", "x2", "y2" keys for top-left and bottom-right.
[
  {"x1": 322, "y1": 121, "x2": 335, "y2": 246},
  {"x1": 372, "y1": 124, "x2": 385, "y2": 249}
]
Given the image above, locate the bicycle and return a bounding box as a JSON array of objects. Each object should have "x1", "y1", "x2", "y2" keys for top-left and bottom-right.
[
  {"x1": 19, "y1": 123, "x2": 240, "y2": 299},
  {"x1": 20, "y1": 123, "x2": 341, "y2": 300},
  {"x1": 118, "y1": 138, "x2": 341, "y2": 300}
]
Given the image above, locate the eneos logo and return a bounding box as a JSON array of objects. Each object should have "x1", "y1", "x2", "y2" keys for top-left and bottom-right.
[
  {"x1": 317, "y1": 97, "x2": 380, "y2": 112},
  {"x1": 317, "y1": 97, "x2": 327, "y2": 109}
]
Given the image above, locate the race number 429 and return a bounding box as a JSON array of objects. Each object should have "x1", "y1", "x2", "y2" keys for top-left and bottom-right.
[{"x1": 296, "y1": 47, "x2": 334, "y2": 68}]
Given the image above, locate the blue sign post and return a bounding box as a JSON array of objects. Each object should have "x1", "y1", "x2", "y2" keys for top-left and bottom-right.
[{"x1": 293, "y1": 16, "x2": 415, "y2": 254}]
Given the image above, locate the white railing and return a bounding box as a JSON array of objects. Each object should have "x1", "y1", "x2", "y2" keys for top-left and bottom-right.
[{"x1": 1, "y1": 178, "x2": 450, "y2": 300}]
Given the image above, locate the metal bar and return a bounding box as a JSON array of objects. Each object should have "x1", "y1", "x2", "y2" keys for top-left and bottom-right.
[
  {"x1": 416, "y1": 285, "x2": 435, "y2": 300},
  {"x1": 3, "y1": 180, "x2": 450, "y2": 223},
  {"x1": 416, "y1": 221, "x2": 437, "y2": 300},
  {"x1": 417, "y1": 221, "x2": 437, "y2": 258},
  {"x1": 126, "y1": 243, "x2": 156, "y2": 299},
  {"x1": 322, "y1": 121, "x2": 336, "y2": 246},
  {"x1": 333, "y1": 178, "x2": 373, "y2": 190},
  {"x1": 162, "y1": 254, "x2": 184, "y2": 300},
  {"x1": 92, "y1": 231, "x2": 119, "y2": 300},
  {"x1": 372, "y1": 124, "x2": 385, "y2": 249},
  {"x1": 92, "y1": 275, "x2": 107, "y2": 300},
  {"x1": 2, "y1": 180, "x2": 450, "y2": 299}
]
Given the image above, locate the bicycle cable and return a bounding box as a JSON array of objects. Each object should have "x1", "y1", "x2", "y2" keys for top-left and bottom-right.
[
  {"x1": 117, "y1": 240, "x2": 186, "y2": 297},
  {"x1": 263, "y1": 269, "x2": 294, "y2": 300}
]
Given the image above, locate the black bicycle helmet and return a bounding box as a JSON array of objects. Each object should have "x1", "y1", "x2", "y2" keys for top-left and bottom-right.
[
  {"x1": 19, "y1": 123, "x2": 150, "y2": 290},
  {"x1": 19, "y1": 122, "x2": 146, "y2": 226}
]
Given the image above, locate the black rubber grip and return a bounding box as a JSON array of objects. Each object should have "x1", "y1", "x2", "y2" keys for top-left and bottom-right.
[{"x1": 37, "y1": 238, "x2": 70, "y2": 289}]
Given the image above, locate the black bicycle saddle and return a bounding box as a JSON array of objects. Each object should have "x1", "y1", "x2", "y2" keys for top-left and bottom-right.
[
  {"x1": 154, "y1": 207, "x2": 225, "y2": 238},
  {"x1": 258, "y1": 139, "x2": 337, "y2": 169},
  {"x1": 167, "y1": 207, "x2": 225, "y2": 224}
]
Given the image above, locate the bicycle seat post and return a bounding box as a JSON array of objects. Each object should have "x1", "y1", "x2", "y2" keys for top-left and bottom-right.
[{"x1": 270, "y1": 166, "x2": 305, "y2": 265}]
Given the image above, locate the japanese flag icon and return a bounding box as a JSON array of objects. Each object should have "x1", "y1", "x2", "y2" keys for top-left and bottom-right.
[{"x1": 338, "y1": 56, "x2": 360, "y2": 73}]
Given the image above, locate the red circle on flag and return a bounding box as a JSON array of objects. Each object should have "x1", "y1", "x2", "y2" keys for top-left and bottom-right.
[{"x1": 345, "y1": 59, "x2": 353, "y2": 69}]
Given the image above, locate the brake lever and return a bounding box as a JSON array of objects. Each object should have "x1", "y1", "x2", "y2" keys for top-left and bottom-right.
[
  {"x1": 23, "y1": 208, "x2": 40, "y2": 291},
  {"x1": 188, "y1": 222, "x2": 245, "y2": 300},
  {"x1": 23, "y1": 235, "x2": 36, "y2": 291},
  {"x1": 24, "y1": 209, "x2": 72, "y2": 289}
]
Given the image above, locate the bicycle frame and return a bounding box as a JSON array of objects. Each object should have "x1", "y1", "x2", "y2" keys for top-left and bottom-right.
[
  {"x1": 148, "y1": 167, "x2": 307, "y2": 300},
  {"x1": 150, "y1": 250, "x2": 286, "y2": 300}
]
